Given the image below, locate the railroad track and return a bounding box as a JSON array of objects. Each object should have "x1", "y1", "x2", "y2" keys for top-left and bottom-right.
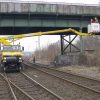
[
  {"x1": 34, "y1": 64, "x2": 100, "y2": 92},
  {"x1": 23, "y1": 62, "x2": 100, "y2": 100},
  {"x1": 6, "y1": 72, "x2": 63, "y2": 100},
  {"x1": 0, "y1": 73, "x2": 14, "y2": 100},
  {"x1": 25, "y1": 62, "x2": 100, "y2": 92},
  {"x1": 0, "y1": 72, "x2": 35, "y2": 100},
  {"x1": 41, "y1": 66, "x2": 100, "y2": 91},
  {"x1": 0, "y1": 71, "x2": 62, "y2": 100}
]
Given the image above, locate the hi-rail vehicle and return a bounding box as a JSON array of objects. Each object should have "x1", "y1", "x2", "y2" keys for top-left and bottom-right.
[{"x1": 0, "y1": 45, "x2": 24, "y2": 72}]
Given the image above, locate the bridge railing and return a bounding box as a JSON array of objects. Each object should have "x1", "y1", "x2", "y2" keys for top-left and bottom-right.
[
  {"x1": 0, "y1": 0, "x2": 99, "y2": 6},
  {"x1": 0, "y1": 0, "x2": 99, "y2": 15}
]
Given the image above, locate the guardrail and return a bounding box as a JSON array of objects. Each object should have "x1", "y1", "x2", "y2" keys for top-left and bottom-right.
[{"x1": 0, "y1": 0, "x2": 99, "y2": 7}]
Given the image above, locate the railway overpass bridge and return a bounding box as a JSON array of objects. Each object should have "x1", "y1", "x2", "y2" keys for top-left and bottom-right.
[
  {"x1": 0, "y1": 1, "x2": 100, "y2": 35},
  {"x1": 0, "y1": 1, "x2": 100, "y2": 54}
]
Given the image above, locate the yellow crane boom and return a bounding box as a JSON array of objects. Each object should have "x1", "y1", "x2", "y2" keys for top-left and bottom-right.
[
  {"x1": 0, "y1": 39, "x2": 11, "y2": 45},
  {"x1": 0, "y1": 28, "x2": 95, "y2": 45}
]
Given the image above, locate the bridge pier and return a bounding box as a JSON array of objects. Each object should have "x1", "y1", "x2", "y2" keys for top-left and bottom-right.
[
  {"x1": 56, "y1": 34, "x2": 87, "y2": 66},
  {"x1": 60, "y1": 35, "x2": 64, "y2": 55},
  {"x1": 80, "y1": 28, "x2": 84, "y2": 54},
  {"x1": 60, "y1": 34, "x2": 80, "y2": 55}
]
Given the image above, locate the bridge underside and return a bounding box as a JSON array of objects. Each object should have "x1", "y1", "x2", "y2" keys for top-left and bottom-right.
[
  {"x1": 0, "y1": 27, "x2": 87, "y2": 35},
  {"x1": 0, "y1": 14, "x2": 97, "y2": 35}
]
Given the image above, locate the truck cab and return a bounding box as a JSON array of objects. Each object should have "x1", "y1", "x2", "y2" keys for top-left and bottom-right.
[{"x1": 0, "y1": 45, "x2": 24, "y2": 72}]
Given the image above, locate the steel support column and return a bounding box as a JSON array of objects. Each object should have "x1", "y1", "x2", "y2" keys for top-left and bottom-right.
[
  {"x1": 60, "y1": 34, "x2": 80, "y2": 55},
  {"x1": 80, "y1": 28, "x2": 84, "y2": 54},
  {"x1": 60, "y1": 35, "x2": 64, "y2": 55}
]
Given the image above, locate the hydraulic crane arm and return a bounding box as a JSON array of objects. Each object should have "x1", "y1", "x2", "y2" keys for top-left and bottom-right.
[
  {"x1": 0, "y1": 38, "x2": 11, "y2": 45},
  {"x1": 39, "y1": 28, "x2": 92, "y2": 36},
  {"x1": 12, "y1": 28, "x2": 92, "y2": 38},
  {"x1": 0, "y1": 28, "x2": 94, "y2": 45}
]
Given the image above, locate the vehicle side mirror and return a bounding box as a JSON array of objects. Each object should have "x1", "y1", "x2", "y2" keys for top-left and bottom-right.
[
  {"x1": 22, "y1": 47, "x2": 24, "y2": 51},
  {"x1": 0, "y1": 47, "x2": 3, "y2": 51}
]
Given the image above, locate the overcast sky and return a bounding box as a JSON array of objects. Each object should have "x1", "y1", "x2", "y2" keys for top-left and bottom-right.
[{"x1": 15, "y1": 0, "x2": 99, "y2": 52}]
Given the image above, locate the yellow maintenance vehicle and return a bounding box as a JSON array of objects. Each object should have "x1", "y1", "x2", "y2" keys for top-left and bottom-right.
[
  {"x1": 0, "y1": 27, "x2": 96, "y2": 72},
  {"x1": 0, "y1": 44, "x2": 24, "y2": 72}
]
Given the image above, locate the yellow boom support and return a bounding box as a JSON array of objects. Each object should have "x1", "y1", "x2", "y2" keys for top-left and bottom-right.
[{"x1": 0, "y1": 28, "x2": 94, "y2": 45}]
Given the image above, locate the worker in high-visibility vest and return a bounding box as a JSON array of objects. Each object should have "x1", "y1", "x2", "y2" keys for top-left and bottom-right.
[
  {"x1": 91, "y1": 17, "x2": 99, "y2": 23},
  {"x1": 94, "y1": 17, "x2": 98, "y2": 23}
]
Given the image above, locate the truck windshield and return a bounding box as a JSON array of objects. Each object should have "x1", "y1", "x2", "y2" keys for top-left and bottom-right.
[{"x1": 3, "y1": 45, "x2": 21, "y2": 52}]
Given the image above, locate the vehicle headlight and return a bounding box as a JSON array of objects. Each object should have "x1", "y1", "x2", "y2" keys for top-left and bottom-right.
[
  {"x1": 3, "y1": 57, "x2": 6, "y2": 62},
  {"x1": 19, "y1": 57, "x2": 22, "y2": 62},
  {"x1": 19, "y1": 57, "x2": 22, "y2": 59},
  {"x1": 3, "y1": 57, "x2": 6, "y2": 60}
]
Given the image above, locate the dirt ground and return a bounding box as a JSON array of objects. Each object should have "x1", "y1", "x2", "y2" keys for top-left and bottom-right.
[{"x1": 57, "y1": 66, "x2": 100, "y2": 80}]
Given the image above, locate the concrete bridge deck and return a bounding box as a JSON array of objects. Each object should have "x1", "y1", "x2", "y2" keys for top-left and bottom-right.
[
  {"x1": 0, "y1": 1, "x2": 100, "y2": 15},
  {"x1": 0, "y1": 1, "x2": 100, "y2": 35}
]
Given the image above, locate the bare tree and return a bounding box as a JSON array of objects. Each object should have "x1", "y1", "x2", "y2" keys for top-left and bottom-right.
[{"x1": 33, "y1": 41, "x2": 60, "y2": 62}]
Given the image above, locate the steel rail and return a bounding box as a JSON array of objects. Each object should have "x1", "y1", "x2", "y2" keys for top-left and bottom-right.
[
  {"x1": 24, "y1": 62, "x2": 100, "y2": 95},
  {"x1": 0, "y1": 73, "x2": 35, "y2": 100},
  {"x1": 9, "y1": 80, "x2": 35, "y2": 100},
  {"x1": 21, "y1": 72, "x2": 64, "y2": 100},
  {"x1": 30, "y1": 62, "x2": 100, "y2": 82},
  {"x1": 42, "y1": 66, "x2": 100, "y2": 82},
  {"x1": 0, "y1": 73, "x2": 17, "y2": 100}
]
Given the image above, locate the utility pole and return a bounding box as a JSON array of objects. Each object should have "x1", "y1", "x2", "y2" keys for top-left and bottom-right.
[
  {"x1": 80, "y1": 28, "x2": 84, "y2": 54},
  {"x1": 38, "y1": 36, "x2": 41, "y2": 62}
]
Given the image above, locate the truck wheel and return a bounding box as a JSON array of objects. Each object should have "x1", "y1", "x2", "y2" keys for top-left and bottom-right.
[
  {"x1": 3, "y1": 67, "x2": 7, "y2": 72},
  {"x1": 17, "y1": 67, "x2": 20, "y2": 72},
  {"x1": 21, "y1": 65, "x2": 24, "y2": 71},
  {"x1": 0, "y1": 64, "x2": 5, "y2": 72},
  {"x1": 0, "y1": 67, "x2": 3, "y2": 72}
]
